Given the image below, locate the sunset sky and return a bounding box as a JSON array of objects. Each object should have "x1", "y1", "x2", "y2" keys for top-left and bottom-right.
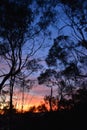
[
  {"x1": 0, "y1": 0, "x2": 87, "y2": 113},
  {"x1": 12, "y1": 82, "x2": 58, "y2": 112}
]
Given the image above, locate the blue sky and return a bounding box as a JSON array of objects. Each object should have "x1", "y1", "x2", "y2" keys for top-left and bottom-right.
[{"x1": 0, "y1": 0, "x2": 87, "y2": 111}]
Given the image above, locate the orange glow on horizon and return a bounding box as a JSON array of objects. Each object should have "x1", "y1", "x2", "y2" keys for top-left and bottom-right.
[
  {"x1": 12, "y1": 85, "x2": 51, "y2": 112},
  {"x1": 13, "y1": 91, "x2": 44, "y2": 112},
  {"x1": 0, "y1": 85, "x2": 57, "y2": 113}
]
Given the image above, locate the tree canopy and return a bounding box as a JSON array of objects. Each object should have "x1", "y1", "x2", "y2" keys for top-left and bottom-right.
[{"x1": 0, "y1": 0, "x2": 58, "y2": 91}]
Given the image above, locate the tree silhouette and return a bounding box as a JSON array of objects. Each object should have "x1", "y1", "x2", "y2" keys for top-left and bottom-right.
[
  {"x1": 28, "y1": 106, "x2": 36, "y2": 113},
  {"x1": 0, "y1": 0, "x2": 58, "y2": 113},
  {"x1": 15, "y1": 73, "x2": 35, "y2": 113},
  {"x1": 38, "y1": 68, "x2": 71, "y2": 110},
  {"x1": 45, "y1": 33, "x2": 87, "y2": 110},
  {"x1": 44, "y1": 95, "x2": 58, "y2": 111},
  {"x1": 37, "y1": 103, "x2": 48, "y2": 112},
  {"x1": 73, "y1": 87, "x2": 87, "y2": 111},
  {"x1": 0, "y1": 1, "x2": 59, "y2": 129},
  {"x1": 0, "y1": 0, "x2": 58, "y2": 91},
  {"x1": 45, "y1": 1, "x2": 87, "y2": 111},
  {"x1": 38, "y1": 69, "x2": 57, "y2": 111},
  {"x1": 0, "y1": 90, "x2": 9, "y2": 114},
  {"x1": 60, "y1": 0, "x2": 87, "y2": 44}
]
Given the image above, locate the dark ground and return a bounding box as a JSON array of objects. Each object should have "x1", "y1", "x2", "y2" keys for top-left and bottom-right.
[{"x1": 0, "y1": 108, "x2": 87, "y2": 130}]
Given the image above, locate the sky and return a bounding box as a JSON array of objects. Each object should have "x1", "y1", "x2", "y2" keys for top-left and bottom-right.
[
  {"x1": 13, "y1": 85, "x2": 50, "y2": 111},
  {"x1": 0, "y1": 0, "x2": 87, "y2": 112},
  {"x1": 12, "y1": 79, "x2": 58, "y2": 111}
]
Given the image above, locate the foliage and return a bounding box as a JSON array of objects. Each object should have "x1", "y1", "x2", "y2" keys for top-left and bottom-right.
[
  {"x1": 0, "y1": 0, "x2": 87, "y2": 116},
  {"x1": 0, "y1": 0, "x2": 58, "y2": 90},
  {"x1": 38, "y1": 69, "x2": 57, "y2": 85}
]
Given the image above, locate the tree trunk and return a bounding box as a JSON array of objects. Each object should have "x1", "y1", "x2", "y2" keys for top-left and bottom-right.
[
  {"x1": 49, "y1": 86, "x2": 53, "y2": 111},
  {"x1": 9, "y1": 76, "x2": 14, "y2": 130},
  {"x1": 21, "y1": 81, "x2": 24, "y2": 113}
]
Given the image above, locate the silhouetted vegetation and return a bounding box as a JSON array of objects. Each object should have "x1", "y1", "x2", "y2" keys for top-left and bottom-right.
[
  {"x1": 0, "y1": 87, "x2": 87, "y2": 130},
  {"x1": 0, "y1": 0, "x2": 87, "y2": 129}
]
